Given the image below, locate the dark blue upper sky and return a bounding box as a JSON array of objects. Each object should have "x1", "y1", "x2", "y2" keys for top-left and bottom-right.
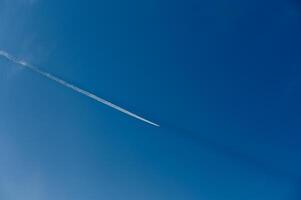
[{"x1": 1, "y1": 0, "x2": 301, "y2": 199}]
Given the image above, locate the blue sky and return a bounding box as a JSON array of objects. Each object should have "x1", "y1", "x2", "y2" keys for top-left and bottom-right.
[{"x1": 1, "y1": 0, "x2": 301, "y2": 199}]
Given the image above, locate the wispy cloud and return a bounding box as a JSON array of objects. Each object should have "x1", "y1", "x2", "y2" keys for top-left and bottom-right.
[{"x1": 0, "y1": 50, "x2": 159, "y2": 127}]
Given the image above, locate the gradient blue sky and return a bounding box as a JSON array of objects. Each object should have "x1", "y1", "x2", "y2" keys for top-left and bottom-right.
[{"x1": 1, "y1": 0, "x2": 301, "y2": 199}]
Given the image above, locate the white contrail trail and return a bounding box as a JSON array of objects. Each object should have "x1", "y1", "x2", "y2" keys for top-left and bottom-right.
[{"x1": 0, "y1": 50, "x2": 159, "y2": 127}]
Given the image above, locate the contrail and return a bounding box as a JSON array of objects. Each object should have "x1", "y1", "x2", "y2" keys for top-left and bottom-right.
[{"x1": 0, "y1": 50, "x2": 159, "y2": 127}]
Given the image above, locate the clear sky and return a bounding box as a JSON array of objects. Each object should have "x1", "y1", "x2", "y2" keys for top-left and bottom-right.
[{"x1": 1, "y1": 0, "x2": 301, "y2": 199}]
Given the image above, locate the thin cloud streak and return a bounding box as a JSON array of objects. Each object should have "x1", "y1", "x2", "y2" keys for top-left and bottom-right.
[{"x1": 0, "y1": 50, "x2": 159, "y2": 127}]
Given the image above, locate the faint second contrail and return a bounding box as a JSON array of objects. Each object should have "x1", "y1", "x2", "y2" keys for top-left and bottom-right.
[{"x1": 0, "y1": 50, "x2": 159, "y2": 127}]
